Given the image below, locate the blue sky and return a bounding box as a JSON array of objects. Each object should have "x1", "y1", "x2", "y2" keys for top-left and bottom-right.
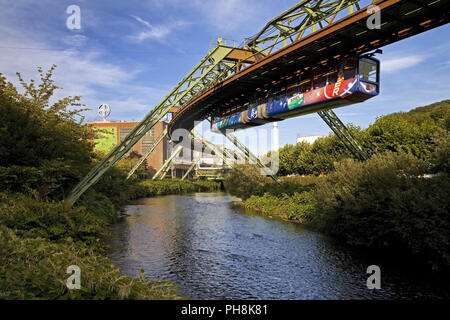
[{"x1": 1, "y1": 0, "x2": 449, "y2": 152}]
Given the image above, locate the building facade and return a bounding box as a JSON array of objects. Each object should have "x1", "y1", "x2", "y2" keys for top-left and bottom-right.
[
  {"x1": 88, "y1": 121, "x2": 169, "y2": 174},
  {"x1": 296, "y1": 134, "x2": 325, "y2": 144}
]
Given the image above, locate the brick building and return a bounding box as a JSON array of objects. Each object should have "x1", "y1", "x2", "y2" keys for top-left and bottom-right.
[{"x1": 87, "y1": 120, "x2": 169, "y2": 174}]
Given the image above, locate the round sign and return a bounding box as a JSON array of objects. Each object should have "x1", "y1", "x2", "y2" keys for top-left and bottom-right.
[{"x1": 98, "y1": 104, "x2": 111, "y2": 121}]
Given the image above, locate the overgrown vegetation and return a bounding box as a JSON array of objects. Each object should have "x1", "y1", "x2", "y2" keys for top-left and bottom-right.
[
  {"x1": 0, "y1": 67, "x2": 219, "y2": 299},
  {"x1": 276, "y1": 100, "x2": 450, "y2": 175},
  {"x1": 140, "y1": 179, "x2": 220, "y2": 197},
  {"x1": 226, "y1": 100, "x2": 450, "y2": 271}
]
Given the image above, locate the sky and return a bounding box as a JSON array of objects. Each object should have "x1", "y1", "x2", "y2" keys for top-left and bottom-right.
[{"x1": 0, "y1": 0, "x2": 449, "y2": 154}]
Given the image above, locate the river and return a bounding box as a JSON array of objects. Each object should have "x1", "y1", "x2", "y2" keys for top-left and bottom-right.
[{"x1": 108, "y1": 192, "x2": 449, "y2": 300}]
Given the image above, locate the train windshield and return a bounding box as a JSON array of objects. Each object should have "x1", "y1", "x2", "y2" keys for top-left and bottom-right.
[{"x1": 359, "y1": 57, "x2": 378, "y2": 83}]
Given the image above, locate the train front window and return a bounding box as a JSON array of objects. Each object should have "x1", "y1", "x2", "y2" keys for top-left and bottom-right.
[{"x1": 359, "y1": 58, "x2": 378, "y2": 83}]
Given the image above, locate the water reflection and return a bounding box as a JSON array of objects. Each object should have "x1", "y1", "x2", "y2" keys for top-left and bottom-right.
[{"x1": 109, "y1": 192, "x2": 448, "y2": 300}]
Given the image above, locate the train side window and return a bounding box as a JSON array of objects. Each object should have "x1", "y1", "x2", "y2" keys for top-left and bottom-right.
[
  {"x1": 327, "y1": 71, "x2": 338, "y2": 85},
  {"x1": 343, "y1": 59, "x2": 357, "y2": 79},
  {"x1": 299, "y1": 79, "x2": 311, "y2": 93},
  {"x1": 287, "y1": 84, "x2": 298, "y2": 97},
  {"x1": 314, "y1": 74, "x2": 326, "y2": 89}
]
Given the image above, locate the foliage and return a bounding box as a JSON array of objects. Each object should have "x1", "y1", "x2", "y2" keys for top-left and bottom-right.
[
  {"x1": 140, "y1": 179, "x2": 221, "y2": 197},
  {"x1": 0, "y1": 192, "x2": 112, "y2": 249},
  {"x1": 0, "y1": 66, "x2": 94, "y2": 168},
  {"x1": 0, "y1": 160, "x2": 82, "y2": 201},
  {"x1": 430, "y1": 131, "x2": 450, "y2": 174},
  {"x1": 277, "y1": 100, "x2": 450, "y2": 176},
  {"x1": 313, "y1": 152, "x2": 450, "y2": 270},
  {"x1": 223, "y1": 164, "x2": 271, "y2": 200},
  {"x1": 245, "y1": 190, "x2": 316, "y2": 223},
  {"x1": 0, "y1": 226, "x2": 183, "y2": 300}
]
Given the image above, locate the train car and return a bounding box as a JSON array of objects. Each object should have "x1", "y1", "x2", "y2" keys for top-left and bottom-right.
[{"x1": 211, "y1": 55, "x2": 379, "y2": 133}]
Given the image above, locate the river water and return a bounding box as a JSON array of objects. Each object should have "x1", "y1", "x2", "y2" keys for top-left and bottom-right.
[{"x1": 109, "y1": 192, "x2": 449, "y2": 300}]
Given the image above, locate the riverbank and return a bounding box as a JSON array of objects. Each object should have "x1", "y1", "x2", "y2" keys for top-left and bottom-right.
[
  {"x1": 224, "y1": 101, "x2": 450, "y2": 272},
  {"x1": 0, "y1": 68, "x2": 225, "y2": 299},
  {"x1": 0, "y1": 178, "x2": 220, "y2": 299},
  {"x1": 110, "y1": 192, "x2": 450, "y2": 299},
  {"x1": 225, "y1": 153, "x2": 450, "y2": 272}
]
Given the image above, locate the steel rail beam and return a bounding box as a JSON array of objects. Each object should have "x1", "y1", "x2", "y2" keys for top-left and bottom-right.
[
  {"x1": 245, "y1": 0, "x2": 362, "y2": 52},
  {"x1": 126, "y1": 127, "x2": 168, "y2": 180}
]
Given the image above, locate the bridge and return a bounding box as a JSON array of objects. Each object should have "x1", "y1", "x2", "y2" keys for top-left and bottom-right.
[{"x1": 66, "y1": 0, "x2": 450, "y2": 204}]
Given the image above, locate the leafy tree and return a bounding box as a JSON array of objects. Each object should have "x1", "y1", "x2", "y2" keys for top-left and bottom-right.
[
  {"x1": 223, "y1": 164, "x2": 271, "y2": 200},
  {"x1": 0, "y1": 65, "x2": 94, "y2": 168},
  {"x1": 431, "y1": 131, "x2": 450, "y2": 174},
  {"x1": 313, "y1": 152, "x2": 450, "y2": 270}
]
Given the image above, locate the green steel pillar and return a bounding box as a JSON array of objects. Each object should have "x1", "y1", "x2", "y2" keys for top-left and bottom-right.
[
  {"x1": 152, "y1": 144, "x2": 184, "y2": 180},
  {"x1": 67, "y1": 44, "x2": 234, "y2": 204},
  {"x1": 181, "y1": 159, "x2": 200, "y2": 181},
  {"x1": 317, "y1": 109, "x2": 368, "y2": 160},
  {"x1": 126, "y1": 127, "x2": 168, "y2": 180}
]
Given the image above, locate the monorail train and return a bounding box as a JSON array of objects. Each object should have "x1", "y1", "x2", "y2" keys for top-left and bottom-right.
[{"x1": 211, "y1": 55, "x2": 379, "y2": 133}]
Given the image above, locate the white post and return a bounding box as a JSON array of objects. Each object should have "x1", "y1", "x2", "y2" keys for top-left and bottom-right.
[{"x1": 272, "y1": 122, "x2": 279, "y2": 152}]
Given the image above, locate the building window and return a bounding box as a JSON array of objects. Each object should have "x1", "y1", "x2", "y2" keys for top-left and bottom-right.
[
  {"x1": 119, "y1": 128, "x2": 133, "y2": 142},
  {"x1": 142, "y1": 128, "x2": 156, "y2": 153}
]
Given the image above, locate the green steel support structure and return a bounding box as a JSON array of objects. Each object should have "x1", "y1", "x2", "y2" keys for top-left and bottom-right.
[
  {"x1": 318, "y1": 109, "x2": 368, "y2": 160},
  {"x1": 152, "y1": 144, "x2": 184, "y2": 180},
  {"x1": 126, "y1": 127, "x2": 168, "y2": 180},
  {"x1": 222, "y1": 131, "x2": 279, "y2": 182},
  {"x1": 191, "y1": 130, "x2": 235, "y2": 167},
  {"x1": 181, "y1": 159, "x2": 200, "y2": 181},
  {"x1": 68, "y1": 0, "x2": 379, "y2": 203},
  {"x1": 67, "y1": 45, "x2": 236, "y2": 203},
  {"x1": 244, "y1": 0, "x2": 364, "y2": 54}
]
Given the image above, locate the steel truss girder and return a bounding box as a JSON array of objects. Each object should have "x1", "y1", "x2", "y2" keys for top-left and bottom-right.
[
  {"x1": 153, "y1": 144, "x2": 184, "y2": 180},
  {"x1": 317, "y1": 109, "x2": 368, "y2": 160},
  {"x1": 126, "y1": 127, "x2": 168, "y2": 180},
  {"x1": 191, "y1": 129, "x2": 235, "y2": 167},
  {"x1": 244, "y1": 0, "x2": 364, "y2": 54},
  {"x1": 222, "y1": 131, "x2": 279, "y2": 182},
  {"x1": 67, "y1": 45, "x2": 235, "y2": 204}
]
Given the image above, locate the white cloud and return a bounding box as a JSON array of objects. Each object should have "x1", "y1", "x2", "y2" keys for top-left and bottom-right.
[
  {"x1": 154, "y1": 0, "x2": 267, "y2": 34},
  {"x1": 382, "y1": 55, "x2": 424, "y2": 73},
  {"x1": 0, "y1": 12, "x2": 167, "y2": 122},
  {"x1": 129, "y1": 15, "x2": 187, "y2": 42}
]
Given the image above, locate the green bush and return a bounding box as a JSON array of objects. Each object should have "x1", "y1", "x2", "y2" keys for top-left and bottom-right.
[
  {"x1": 313, "y1": 152, "x2": 450, "y2": 270},
  {"x1": 0, "y1": 226, "x2": 183, "y2": 300},
  {"x1": 0, "y1": 66, "x2": 94, "y2": 169},
  {"x1": 431, "y1": 131, "x2": 450, "y2": 174},
  {"x1": 0, "y1": 193, "x2": 111, "y2": 249},
  {"x1": 244, "y1": 190, "x2": 316, "y2": 223},
  {"x1": 223, "y1": 164, "x2": 271, "y2": 200},
  {"x1": 276, "y1": 100, "x2": 450, "y2": 176},
  {"x1": 140, "y1": 179, "x2": 220, "y2": 197}
]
